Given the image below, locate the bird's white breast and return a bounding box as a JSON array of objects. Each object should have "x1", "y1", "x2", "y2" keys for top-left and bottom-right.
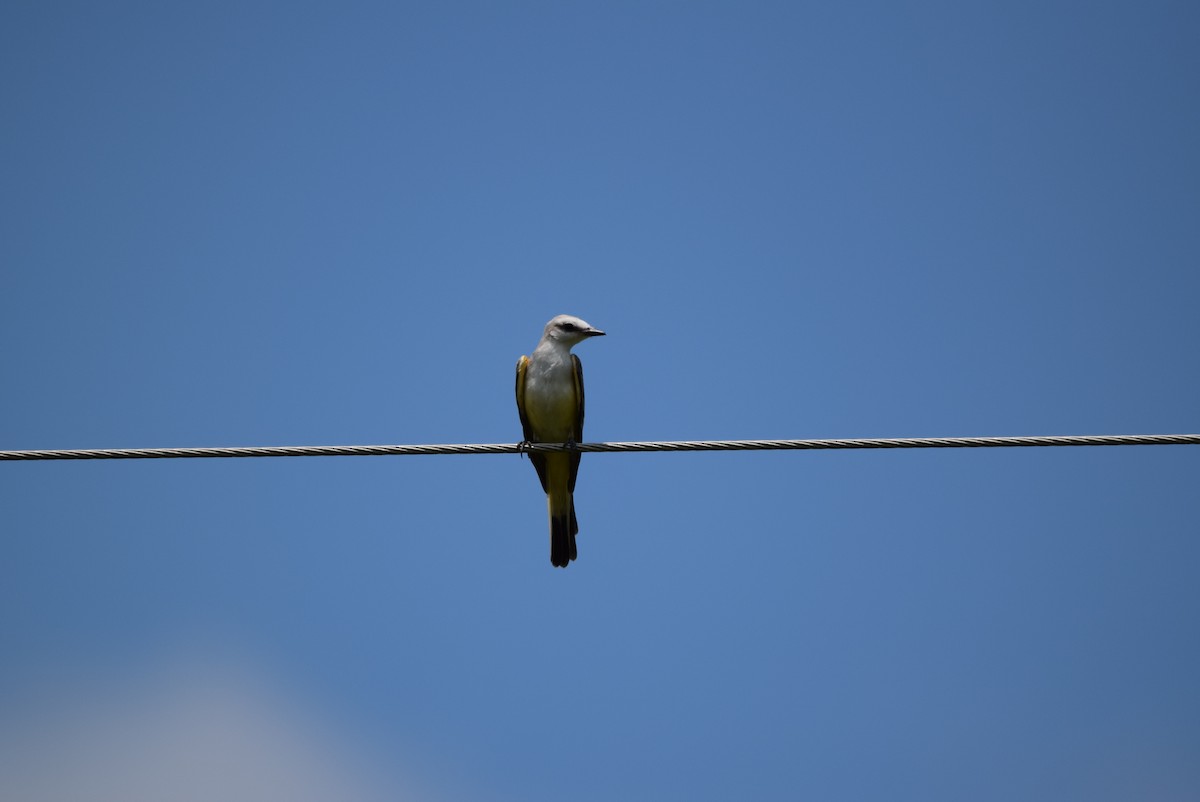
[{"x1": 524, "y1": 353, "x2": 577, "y2": 441}]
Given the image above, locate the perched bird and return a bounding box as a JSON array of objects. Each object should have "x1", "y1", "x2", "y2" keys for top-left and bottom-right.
[{"x1": 515, "y1": 315, "x2": 606, "y2": 567}]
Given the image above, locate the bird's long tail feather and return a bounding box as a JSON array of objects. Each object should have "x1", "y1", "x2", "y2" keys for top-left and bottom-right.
[{"x1": 549, "y1": 493, "x2": 577, "y2": 568}]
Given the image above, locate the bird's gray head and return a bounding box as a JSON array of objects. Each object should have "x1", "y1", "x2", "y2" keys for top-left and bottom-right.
[{"x1": 543, "y1": 314, "x2": 606, "y2": 346}]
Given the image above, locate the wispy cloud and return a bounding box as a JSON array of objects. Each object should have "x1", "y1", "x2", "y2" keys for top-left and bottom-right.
[{"x1": 0, "y1": 657, "x2": 436, "y2": 802}]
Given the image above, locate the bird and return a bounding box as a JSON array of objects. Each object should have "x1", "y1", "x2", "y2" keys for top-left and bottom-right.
[{"x1": 515, "y1": 315, "x2": 606, "y2": 567}]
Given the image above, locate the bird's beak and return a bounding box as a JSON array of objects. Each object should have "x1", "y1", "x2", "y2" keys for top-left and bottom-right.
[{"x1": 584, "y1": 328, "x2": 606, "y2": 337}]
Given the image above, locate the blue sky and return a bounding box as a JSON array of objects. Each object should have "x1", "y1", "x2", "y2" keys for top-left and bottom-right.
[{"x1": 2, "y1": 2, "x2": 1198, "y2": 800}]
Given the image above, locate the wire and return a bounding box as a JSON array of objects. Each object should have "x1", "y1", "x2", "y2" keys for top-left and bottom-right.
[{"x1": 1, "y1": 434, "x2": 1197, "y2": 461}]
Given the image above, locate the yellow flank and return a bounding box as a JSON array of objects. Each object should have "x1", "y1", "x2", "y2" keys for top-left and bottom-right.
[{"x1": 525, "y1": 390, "x2": 576, "y2": 442}]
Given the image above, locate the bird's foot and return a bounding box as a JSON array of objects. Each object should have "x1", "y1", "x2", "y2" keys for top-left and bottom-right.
[
  {"x1": 517, "y1": 440, "x2": 532, "y2": 459},
  {"x1": 566, "y1": 438, "x2": 578, "y2": 452}
]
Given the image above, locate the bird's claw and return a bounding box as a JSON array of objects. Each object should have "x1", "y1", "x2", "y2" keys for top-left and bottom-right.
[{"x1": 517, "y1": 440, "x2": 531, "y2": 460}]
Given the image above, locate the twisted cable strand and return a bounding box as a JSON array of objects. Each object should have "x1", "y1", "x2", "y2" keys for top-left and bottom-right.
[{"x1": 1, "y1": 434, "x2": 1197, "y2": 461}]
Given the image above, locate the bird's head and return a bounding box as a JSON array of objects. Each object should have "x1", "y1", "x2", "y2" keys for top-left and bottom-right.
[{"x1": 543, "y1": 315, "x2": 606, "y2": 346}]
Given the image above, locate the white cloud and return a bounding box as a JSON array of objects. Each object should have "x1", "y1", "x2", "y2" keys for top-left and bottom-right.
[{"x1": 0, "y1": 658, "x2": 435, "y2": 802}]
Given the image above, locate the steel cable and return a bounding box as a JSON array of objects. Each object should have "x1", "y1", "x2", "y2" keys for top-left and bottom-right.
[{"x1": 2, "y1": 433, "x2": 1197, "y2": 461}]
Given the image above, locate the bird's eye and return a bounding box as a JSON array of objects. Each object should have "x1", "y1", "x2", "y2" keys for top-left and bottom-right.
[{"x1": 561, "y1": 322, "x2": 577, "y2": 331}]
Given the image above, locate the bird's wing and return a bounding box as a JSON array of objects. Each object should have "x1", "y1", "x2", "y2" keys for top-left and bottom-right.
[
  {"x1": 516, "y1": 355, "x2": 549, "y2": 493},
  {"x1": 569, "y1": 353, "x2": 585, "y2": 492}
]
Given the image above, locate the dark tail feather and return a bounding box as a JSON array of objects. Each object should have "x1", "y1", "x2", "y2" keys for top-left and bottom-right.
[
  {"x1": 569, "y1": 497, "x2": 578, "y2": 561},
  {"x1": 550, "y1": 494, "x2": 578, "y2": 568}
]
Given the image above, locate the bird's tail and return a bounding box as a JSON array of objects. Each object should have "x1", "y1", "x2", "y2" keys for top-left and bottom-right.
[{"x1": 549, "y1": 492, "x2": 578, "y2": 568}]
